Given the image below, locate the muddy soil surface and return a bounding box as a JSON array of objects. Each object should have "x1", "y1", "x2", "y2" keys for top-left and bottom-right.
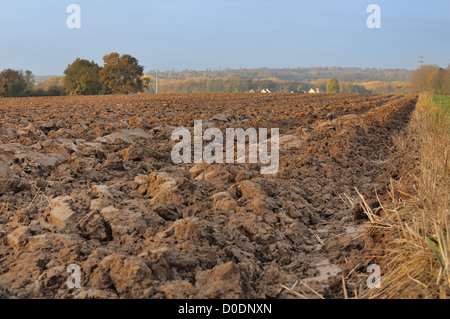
[{"x1": 0, "y1": 93, "x2": 417, "y2": 298}]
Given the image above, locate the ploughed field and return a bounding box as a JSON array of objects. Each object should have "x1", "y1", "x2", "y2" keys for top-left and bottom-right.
[{"x1": 0, "y1": 93, "x2": 417, "y2": 298}]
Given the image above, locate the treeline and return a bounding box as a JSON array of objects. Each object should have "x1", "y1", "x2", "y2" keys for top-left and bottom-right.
[
  {"x1": 147, "y1": 77, "x2": 370, "y2": 94},
  {"x1": 1, "y1": 62, "x2": 420, "y2": 98},
  {"x1": 410, "y1": 65, "x2": 450, "y2": 94},
  {"x1": 153, "y1": 77, "x2": 304, "y2": 94},
  {"x1": 147, "y1": 67, "x2": 411, "y2": 82},
  {"x1": 359, "y1": 81, "x2": 412, "y2": 95},
  {"x1": 0, "y1": 69, "x2": 37, "y2": 97},
  {"x1": 0, "y1": 52, "x2": 145, "y2": 97}
]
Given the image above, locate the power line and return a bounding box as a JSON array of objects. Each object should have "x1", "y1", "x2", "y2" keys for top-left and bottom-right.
[{"x1": 419, "y1": 54, "x2": 424, "y2": 68}]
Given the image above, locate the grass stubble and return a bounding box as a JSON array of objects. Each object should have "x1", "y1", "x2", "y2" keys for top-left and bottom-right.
[{"x1": 360, "y1": 93, "x2": 449, "y2": 299}]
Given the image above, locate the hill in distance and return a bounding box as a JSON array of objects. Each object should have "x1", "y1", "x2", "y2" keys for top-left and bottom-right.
[
  {"x1": 36, "y1": 67, "x2": 412, "y2": 84},
  {"x1": 145, "y1": 66, "x2": 412, "y2": 83}
]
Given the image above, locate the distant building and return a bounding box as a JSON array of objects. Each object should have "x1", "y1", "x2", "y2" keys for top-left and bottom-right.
[
  {"x1": 246, "y1": 89, "x2": 256, "y2": 93},
  {"x1": 309, "y1": 88, "x2": 323, "y2": 94}
]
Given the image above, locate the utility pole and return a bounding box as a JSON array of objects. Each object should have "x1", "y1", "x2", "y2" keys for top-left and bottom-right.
[
  {"x1": 155, "y1": 71, "x2": 159, "y2": 94},
  {"x1": 419, "y1": 54, "x2": 424, "y2": 68}
]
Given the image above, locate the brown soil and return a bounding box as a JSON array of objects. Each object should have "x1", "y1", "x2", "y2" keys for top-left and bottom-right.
[{"x1": 0, "y1": 93, "x2": 417, "y2": 299}]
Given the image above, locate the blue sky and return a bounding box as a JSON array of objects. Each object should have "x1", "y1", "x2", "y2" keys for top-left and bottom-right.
[{"x1": 0, "y1": 0, "x2": 449, "y2": 75}]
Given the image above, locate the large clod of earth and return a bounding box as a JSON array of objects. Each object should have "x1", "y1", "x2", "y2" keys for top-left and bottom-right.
[{"x1": 0, "y1": 93, "x2": 417, "y2": 299}]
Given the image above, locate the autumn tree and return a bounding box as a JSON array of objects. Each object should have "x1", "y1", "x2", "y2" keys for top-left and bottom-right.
[
  {"x1": 411, "y1": 65, "x2": 445, "y2": 94},
  {"x1": 326, "y1": 78, "x2": 340, "y2": 93},
  {"x1": 0, "y1": 69, "x2": 28, "y2": 97},
  {"x1": 64, "y1": 58, "x2": 102, "y2": 95},
  {"x1": 100, "y1": 53, "x2": 144, "y2": 94}
]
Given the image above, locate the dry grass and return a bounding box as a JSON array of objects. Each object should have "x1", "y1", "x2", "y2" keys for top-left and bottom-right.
[
  {"x1": 361, "y1": 93, "x2": 450, "y2": 299},
  {"x1": 280, "y1": 281, "x2": 325, "y2": 299}
]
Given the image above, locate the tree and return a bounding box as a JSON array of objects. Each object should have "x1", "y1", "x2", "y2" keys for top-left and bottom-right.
[
  {"x1": 326, "y1": 78, "x2": 340, "y2": 93},
  {"x1": 64, "y1": 58, "x2": 102, "y2": 95},
  {"x1": 100, "y1": 53, "x2": 144, "y2": 94},
  {"x1": 0, "y1": 69, "x2": 27, "y2": 97},
  {"x1": 410, "y1": 65, "x2": 444, "y2": 94},
  {"x1": 24, "y1": 70, "x2": 35, "y2": 89},
  {"x1": 141, "y1": 76, "x2": 151, "y2": 93}
]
